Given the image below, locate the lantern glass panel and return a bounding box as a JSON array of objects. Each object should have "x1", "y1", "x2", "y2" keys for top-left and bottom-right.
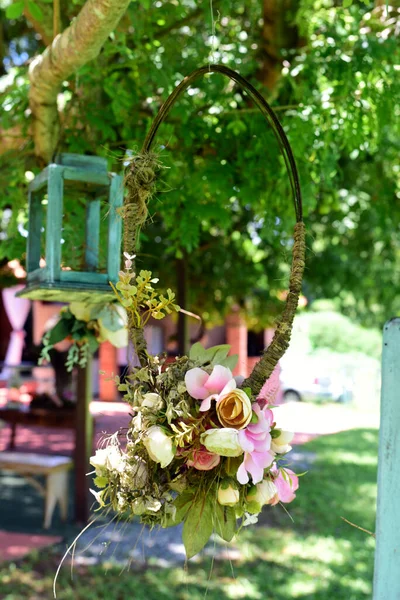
[{"x1": 33, "y1": 181, "x2": 110, "y2": 273}]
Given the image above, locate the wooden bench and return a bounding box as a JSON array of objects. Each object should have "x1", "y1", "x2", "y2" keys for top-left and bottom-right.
[
  {"x1": 0, "y1": 452, "x2": 73, "y2": 529},
  {"x1": 0, "y1": 406, "x2": 77, "y2": 450}
]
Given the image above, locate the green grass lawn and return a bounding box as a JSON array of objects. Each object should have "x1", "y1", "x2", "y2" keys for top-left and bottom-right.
[{"x1": 0, "y1": 427, "x2": 378, "y2": 600}]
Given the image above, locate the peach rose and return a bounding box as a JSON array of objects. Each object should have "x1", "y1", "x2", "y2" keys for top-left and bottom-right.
[
  {"x1": 216, "y1": 389, "x2": 252, "y2": 430},
  {"x1": 187, "y1": 449, "x2": 220, "y2": 471}
]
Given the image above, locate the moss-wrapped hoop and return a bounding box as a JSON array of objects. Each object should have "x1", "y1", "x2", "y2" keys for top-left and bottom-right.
[{"x1": 124, "y1": 64, "x2": 306, "y2": 396}]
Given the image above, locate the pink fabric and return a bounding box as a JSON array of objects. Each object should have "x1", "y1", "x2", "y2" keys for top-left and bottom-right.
[
  {"x1": 258, "y1": 363, "x2": 282, "y2": 408},
  {"x1": 1, "y1": 286, "x2": 31, "y2": 378}
]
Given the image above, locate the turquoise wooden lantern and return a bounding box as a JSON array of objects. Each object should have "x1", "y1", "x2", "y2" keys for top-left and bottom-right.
[{"x1": 18, "y1": 154, "x2": 123, "y2": 303}]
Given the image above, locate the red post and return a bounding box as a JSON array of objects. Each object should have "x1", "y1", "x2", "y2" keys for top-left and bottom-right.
[
  {"x1": 226, "y1": 310, "x2": 248, "y2": 377},
  {"x1": 99, "y1": 341, "x2": 118, "y2": 401}
]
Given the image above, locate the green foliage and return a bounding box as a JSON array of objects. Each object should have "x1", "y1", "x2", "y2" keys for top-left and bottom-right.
[
  {"x1": 113, "y1": 264, "x2": 179, "y2": 328},
  {"x1": 5, "y1": 2, "x2": 24, "y2": 19},
  {"x1": 214, "y1": 503, "x2": 237, "y2": 542},
  {"x1": 27, "y1": 1, "x2": 43, "y2": 21},
  {"x1": 182, "y1": 493, "x2": 214, "y2": 558},
  {"x1": 0, "y1": 0, "x2": 399, "y2": 329},
  {"x1": 39, "y1": 308, "x2": 100, "y2": 371},
  {"x1": 189, "y1": 342, "x2": 238, "y2": 370},
  {"x1": 307, "y1": 310, "x2": 382, "y2": 358}
]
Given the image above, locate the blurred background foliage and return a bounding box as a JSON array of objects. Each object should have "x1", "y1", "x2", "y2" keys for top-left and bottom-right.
[{"x1": 0, "y1": 0, "x2": 399, "y2": 329}]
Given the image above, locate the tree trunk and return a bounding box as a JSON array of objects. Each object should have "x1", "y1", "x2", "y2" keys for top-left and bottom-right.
[{"x1": 258, "y1": 0, "x2": 300, "y2": 93}]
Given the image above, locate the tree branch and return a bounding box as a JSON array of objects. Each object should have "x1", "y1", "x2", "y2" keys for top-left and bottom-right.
[
  {"x1": 23, "y1": 4, "x2": 54, "y2": 46},
  {"x1": 257, "y1": 0, "x2": 300, "y2": 93},
  {"x1": 28, "y1": 0, "x2": 131, "y2": 163}
]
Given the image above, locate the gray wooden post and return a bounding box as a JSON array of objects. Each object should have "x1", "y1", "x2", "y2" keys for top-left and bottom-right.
[{"x1": 373, "y1": 318, "x2": 400, "y2": 600}]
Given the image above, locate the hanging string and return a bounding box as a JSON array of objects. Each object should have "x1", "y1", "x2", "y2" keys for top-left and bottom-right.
[{"x1": 209, "y1": 0, "x2": 220, "y2": 67}]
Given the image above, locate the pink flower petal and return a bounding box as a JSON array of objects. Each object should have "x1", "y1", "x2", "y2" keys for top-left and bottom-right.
[
  {"x1": 252, "y1": 433, "x2": 272, "y2": 453},
  {"x1": 185, "y1": 368, "x2": 209, "y2": 400},
  {"x1": 199, "y1": 394, "x2": 219, "y2": 412},
  {"x1": 238, "y1": 429, "x2": 255, "y2": 453},
  {"x1": 252, "y1": 450, "x2": 275, "y2": 470},
  {"x1": 237, "y1": 461, "x2": 249, "y2": 484},
  {"x1": 218, "y1": 378, "x2": 237, "y2": 399},
  {"x1": 205, "y1": 366, "x2": 234, "y2": 394},
  {"x1": 244, "y1": 453, "x2": 264, "y2": 484},
  {"x1": 248, "y1": 404, "x2": 273, "y2": 434},
  {"x1": 273, "y1": 468, "x2": 299, "y2": 504}
]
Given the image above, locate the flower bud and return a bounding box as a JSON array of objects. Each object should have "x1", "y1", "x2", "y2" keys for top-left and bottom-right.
[
  {"x1": 218, "y1": 482, "x2": 240, "y2": 506},
  {"x1": 271, "y1": 430, "x2": 294, "y2": 454},
  {"x1": 248, "y1": 479, "x2": 278, "y2": 506},
  {"x1": 143, "y1": 425, "x2": 175, "y2": 468},
  {"x1": 200, "y1": 428, "x2": 244, "y2": 457}
]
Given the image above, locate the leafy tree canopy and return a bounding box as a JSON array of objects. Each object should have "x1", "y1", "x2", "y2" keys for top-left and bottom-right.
[{"x1": 0, "y1": 0, "x2": 399, "y2": 329}]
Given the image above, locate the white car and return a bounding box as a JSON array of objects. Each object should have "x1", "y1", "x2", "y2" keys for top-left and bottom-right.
[{"x1": 280, "y1": 363, "x2": 353, "y2": 403}]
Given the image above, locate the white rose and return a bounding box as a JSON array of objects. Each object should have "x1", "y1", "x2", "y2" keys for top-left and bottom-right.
[
  {"x1": 248, "y1": 480, "x2": 278, "y2": 506},
  {"x1": 143, "y1": 425, "x2": 175, "y2": 468},
  {"x1": 105, "y1": 447, "x2": 125, "y2": 473},
  {"x1": 218, "y1": 483, "x2": 240, "y2": 506},
  {"x1": 98, "y1": 321, "x2": 128, "y2": 348},
  {"x1": 271, "y1": 430, "x2": 294, "y2": 454},
  {"x1": 141, "y1": 393, "x2": 163, "y2": 410},
  {"x1": 200, "y1": 428, "x2": 244, "y2": 457},
  {"x1": 90, "y1": 448, "x2": 109, "y2": 475},
  {"x1": 69, "y1": 302, "x2": 92, "y2": 322},
  {"x1": 90, "y1": 447, "x2": 125, "y2": 475}
]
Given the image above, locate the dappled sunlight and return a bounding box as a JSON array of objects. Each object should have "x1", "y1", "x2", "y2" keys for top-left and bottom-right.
[{"x1": 0, "y1": 428, "x2": 378, "y2": 599}]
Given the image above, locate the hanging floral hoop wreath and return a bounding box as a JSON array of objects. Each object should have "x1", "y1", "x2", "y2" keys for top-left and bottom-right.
[{"x1": 89, "y1": 65, "x2": 306, "y2": 558}]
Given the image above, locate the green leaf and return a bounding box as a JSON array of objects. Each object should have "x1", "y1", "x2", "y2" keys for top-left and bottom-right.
[
  {"x1": 47, "y1": 319, "x2": 72, "y2": 345},
  {"x1": 224, "y1": 456, "x2": 243, "y2": 477},
  {"x1": 5, "y1": 2, "x2": 24, "y2": 19},
  {"x1": 189, "y1": 342, "x2": 208, "y2": 362},
  {"x1": 27, "y1": 0, "x2": 44, "y2": 20},
  {"x1": 219, "y1": 354, "x2": 239, "y2": 371},
  {"x1": 182, "y1": 494, "x2": 213, "y2": 558},
  {"x1": 162, "y1": 492, "x2": 193, "y2": 528},
  {"x1": 93, "y1": 476, "x2": 108, "y2": 488},
  {"x1": 86, "y1": 333, "x2": 99, "y2": 353},
  {"x1": 168, "y1": 491, "x2": 194, "y2": 527},
  {"x1": 207, "y1": 345, "x2": 231, "y2": 365},
  {"x1": 96, "y1": 306, "x2": 124, "y2": 332},
  {"x1": 342, "y1": 0, "x2": 352, "y2": 6},
  {"x1": 214, "y1": 504, "x2": 237, "y2": 542},
  {"x1": 245, "y1": 501, "x2": 261, "y2": 515},
  {"x1": 71, "y1": 320, "x2": 87, "y2": 335},
  {"x1": 271, "y1": 428, "x2": 282, "y2": 439}
]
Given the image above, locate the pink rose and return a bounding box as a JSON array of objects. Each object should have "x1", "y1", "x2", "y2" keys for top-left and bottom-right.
[
  {"x1": 187, "y1": 448, "x2": 221, "y2": 471},
  {"x1": 270, "y1": 468, "x2": 299, "y2": 504}
]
